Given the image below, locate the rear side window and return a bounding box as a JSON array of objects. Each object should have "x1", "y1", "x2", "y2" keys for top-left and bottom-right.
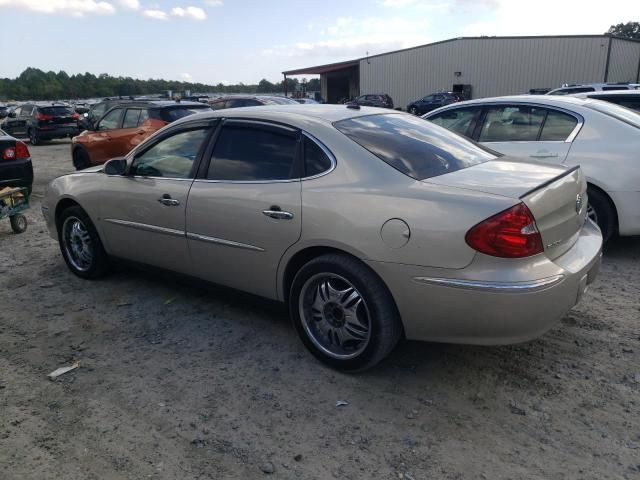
[
  {"x1": 123, "y1": 109, "x2": 141, "y2": 129},
  {"x1": 605, "y1": 98, "x2": 640, "y2": 112},
  {"x1": 39, "y1": 106, "x2": 73, "y2": 116},
  {"x1": 479, "y1": 106, "x2": 546, "y2": 142},
  {"x1": 304, "y1": 137, "x2": 332, "y2": 177},
  {"x1": 602, "y1": 86, "x2": 628, "y2": 91},
  {"x1": 428, "y1": 107, "x2": 478, "y2": 136},
  {"x1": 208, "y1": 125, "x2": 298, "y2": 181},
  {"x1": 210, "y1": 100, "x2": 226, "y2": 110},
  {"x1": 334, "y1": 114, "x2": 495, "y2": 180},
  {"x1": 539, "y1": 110, "x2": 578, "y2": 141}
]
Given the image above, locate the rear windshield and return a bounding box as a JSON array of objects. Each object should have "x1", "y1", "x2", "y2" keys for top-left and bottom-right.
[
  {"x1": 39, "y1": 106, "x2": 73, "y2": 116},
  {"x1": 586, "y1": 100, "x2": 640, "y2": 129},
  {"x1": 161, "y1": 105, "x2": 211, "y2": 122},
  {"x1": 334, "y1": 114, "x2": 495, "y2": 180}
]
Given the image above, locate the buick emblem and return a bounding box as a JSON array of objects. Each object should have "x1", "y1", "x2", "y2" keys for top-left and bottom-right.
[{"x1": 576, "y1": 193, "x2": 584, "y2": 215}]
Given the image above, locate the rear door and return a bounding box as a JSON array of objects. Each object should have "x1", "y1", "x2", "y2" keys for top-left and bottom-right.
[
  {"x1": 473, "y1": 104, "x2": 577, "y2": 163},
  {"x1": 7, "y1": 106, "x2": 30, "y2": 137},
  {"x1": 105, "y1": 108, "x2": 151, "y2": 157},
  {"x1": 186, "y1": 119, "x2": 302, "y2": 299},
  {"x1": 98, "y1": 124, "x2": 213, "y2": 273}
]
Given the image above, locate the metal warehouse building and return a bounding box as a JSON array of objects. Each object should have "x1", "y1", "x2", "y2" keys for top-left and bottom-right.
[{"x1": 283, "y1": 35, "x2": 640, "y2": 108}]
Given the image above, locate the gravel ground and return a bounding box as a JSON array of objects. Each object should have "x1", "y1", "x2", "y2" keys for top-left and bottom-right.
[{"x1": 1, "y1": 140, "x2": 639, "y2": 480}]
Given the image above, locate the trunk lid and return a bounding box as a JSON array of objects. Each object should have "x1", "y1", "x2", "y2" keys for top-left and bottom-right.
[{"x1": 426, "y1": 158, "x2": 588, "y2": 259}]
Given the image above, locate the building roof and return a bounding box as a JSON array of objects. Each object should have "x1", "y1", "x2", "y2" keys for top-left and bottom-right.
[{"x1": 282, "y1": 34, "x2": 640, "y2": 75}]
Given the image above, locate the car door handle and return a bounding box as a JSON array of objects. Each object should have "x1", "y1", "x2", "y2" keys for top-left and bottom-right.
[
  {"x1": 158, "y1": 195, "x2": 180, "y2": 206},
  {"x1": 262, "y1": 209, "x2": 294, "y2": 220}
]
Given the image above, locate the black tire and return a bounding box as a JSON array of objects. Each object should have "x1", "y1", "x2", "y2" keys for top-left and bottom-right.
[
  {"x1": 587, "y1": 187, "x2": 616, "y2": 243},
  {"x1": 9, "y1": 214, "x2": 27, "y2": 234},
  {"x1": 289, "y1": 253, "x2": 403, "y2": 371},
  {"x1": 73, "y1": 148, "x2": 90, "y2": 170},
  {"x1": 57, "y1": 205, "x2": 110, "y2": 279},
  {"x1": 28, "y1": 128, "x2": 40, "y2": 146},
  {"x1": 409, "y1": 107, "x2": 418, "y2": 115}
]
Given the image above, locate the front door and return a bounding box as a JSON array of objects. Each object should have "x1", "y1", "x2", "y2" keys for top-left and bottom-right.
[
  {"x1": 186, "y1": 120, "x2": 302, "y2": 299},
  {"x1": 88, "y1": 107, "x2": 125, "y2": 162},
  {"x1": 475, "y1": 105, "x2": 578, "y2": 164},
  {"x1": 98, "y1": 126, "x2": 212, "y2": 273}
]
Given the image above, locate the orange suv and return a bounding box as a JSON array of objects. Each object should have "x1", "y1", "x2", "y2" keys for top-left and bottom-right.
[{"x1": 71, "y1": 100, "x2": 211, "y2": 170}]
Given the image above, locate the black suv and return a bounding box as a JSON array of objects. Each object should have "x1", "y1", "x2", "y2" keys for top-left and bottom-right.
[
  {"x1": 346, "y1": 94, "x2": 394, "y2": 109},
  {"x1": 0, "y1": 128, "x2": 33, "y2": 193},
  {"x1": 78, "y1": 97, "x2": 138, "y2": 131},
  {"x1": 406, "y1": 92, "x2": 461, "y2": 115},
  {"x1": 209, "y1": 95, "x2": 299, "y2": 109},
  {"x1": 3, "y1": 103, "x2": 80, "y2": 145}
]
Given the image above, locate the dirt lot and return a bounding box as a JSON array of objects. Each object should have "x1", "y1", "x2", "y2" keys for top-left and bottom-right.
[{"x1": 1, "y1": 140, "x2": 639, "y2": 480}]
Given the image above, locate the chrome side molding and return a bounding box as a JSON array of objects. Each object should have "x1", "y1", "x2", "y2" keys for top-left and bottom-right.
[
  {"x1": 413, "y1": 274, "x2": 564, "y2": 293},
  {"x1": 186, "y1": 232, "x2": 264, "y2": 252}
]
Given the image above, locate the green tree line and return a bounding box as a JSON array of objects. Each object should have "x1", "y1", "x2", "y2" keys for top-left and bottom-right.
[{"x1": 0, "y1": 68, "x2": 320, "y2": 101}]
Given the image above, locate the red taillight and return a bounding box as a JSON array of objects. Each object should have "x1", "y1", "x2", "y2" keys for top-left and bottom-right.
[
  {"x1": 465, "y1": 202, "x2": 543, "y2": 258},
  {"x1": 1, "y1": 142, "x2": 29, "y2": 161},
  {"x1": 36, "y1": 113, "x2": 53, "y2": 121},
  {"x1": 71, "y1": 112, "x2": 80, "y2": 120}
]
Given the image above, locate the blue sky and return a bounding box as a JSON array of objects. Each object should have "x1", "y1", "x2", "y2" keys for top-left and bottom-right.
[{"x1": 0, "y1": 0, "x2": 638, "y2": 84}]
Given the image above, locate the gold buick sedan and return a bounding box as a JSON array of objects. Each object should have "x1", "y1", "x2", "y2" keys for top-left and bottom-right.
[{"x1": 43, "y1": 105, "x2": 602, "y2": 370}]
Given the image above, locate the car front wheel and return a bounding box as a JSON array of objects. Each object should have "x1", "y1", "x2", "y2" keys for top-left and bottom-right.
[
  {"x1": 409, "y1": 106, "x2": 418, "y2": 115},
  {"x1": 58, "y1": 206, "x2": 110, "y2": 279},
  {"x1": 289, "y1": 253, "x2": 403, "y2": 371}
]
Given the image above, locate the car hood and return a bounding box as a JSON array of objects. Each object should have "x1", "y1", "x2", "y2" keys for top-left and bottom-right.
[{"x1": 424, "y1": 158, "x2": 569, "y2": 199}]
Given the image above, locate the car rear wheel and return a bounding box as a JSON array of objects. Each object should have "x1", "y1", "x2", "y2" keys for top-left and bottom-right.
[
  {"x1": 409, "y1": 106, "x2": 418, "y2": 115},
  {"x1": 28, "y1": 128, "x2": 40, "y2": 146},
  {"x1": 73, "y1": 148, "x2": 90, "y2": 170},
  {"x1": 289, "y1": 253, "x2": 403, "y2": 371},
  {"x1": 587, "y1": 187, "x2": 615, "y2": 243},
  {"x1": 58, "y1": 206, "x2": 110, "y2": 279}
]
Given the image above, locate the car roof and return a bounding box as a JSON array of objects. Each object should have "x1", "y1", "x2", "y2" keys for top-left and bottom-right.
[
  {"x1": 431, "y1": 94, "x2": 590, "y2": 108},
  {"x1": 173, "y1": 104, "x2": 402, "y2": 126},
  {"x1": 571, "y1": 90, "x2": 640, "y2": 98},
  {"x1": 104, "y1": 100, "x2": 207, "y2": 109}
]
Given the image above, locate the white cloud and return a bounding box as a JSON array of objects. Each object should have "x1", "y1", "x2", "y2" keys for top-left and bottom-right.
[
  {"x1": 461, "y1": 0, "x2": 640, "y2": 36},
  {"x1": 142, "y1": 8, "x2": 167, "y2": 20},
  {"x1": 117, "y1": 0, "x2": 139, "y2": 10},
  {"x1": 179, "y1": 72, "x2": 193, "y2": 80},
  {"x1": 0, "y1": 0, "x2": 115, "y2": 16},
  {"x1": 203, "y1": 0, "x2": 223, "y2": 6},
  {"x1": 265, "y1": 16, "x2": 431, "y2": 59},
  {"x1": 171, "y1": 6, "x2": 207, "y2": 20}
]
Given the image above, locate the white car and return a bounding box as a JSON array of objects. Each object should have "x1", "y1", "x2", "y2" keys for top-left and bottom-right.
[
  {"x1": 423, "y1": 95, "x2": 640, "y2": 241},
  {"x1": 547, "y1": 83, "x2": 640, "y2": 96}
]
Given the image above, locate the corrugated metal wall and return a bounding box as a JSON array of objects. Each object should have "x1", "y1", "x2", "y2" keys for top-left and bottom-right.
[
  {"x1": 607, "y1": 38, "x2": 640, "y2": 83},
  {"x1": 359, "y1": 37, "x2": 618, "y2": 109}
]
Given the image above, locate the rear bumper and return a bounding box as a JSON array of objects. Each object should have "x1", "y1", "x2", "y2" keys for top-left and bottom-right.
[
  {"x1": 36, "y1": 126, "x2": 79, "y2": 139},
  {"x1": 367, "y1": 219, "x2": 602, "y2": 345},
  {"x1": 0, "y1": 159, "x2": 33, "y2": 189}
]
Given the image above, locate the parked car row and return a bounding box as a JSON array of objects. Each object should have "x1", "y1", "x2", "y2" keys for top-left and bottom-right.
[
  {"x1": 2, "y1": 103, "x2": 80, "y2": 145},
  {"x1": 0, "y1": 127, "x2": 33, "y2": 194}
]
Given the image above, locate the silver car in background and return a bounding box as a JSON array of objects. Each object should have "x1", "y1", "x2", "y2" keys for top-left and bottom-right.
[
  {"x1": 424, "y1": 95, "x2": 640, "y2": 242},
  {"x1": 43, "y1": 105, "x2": 602, "y2": 370}
]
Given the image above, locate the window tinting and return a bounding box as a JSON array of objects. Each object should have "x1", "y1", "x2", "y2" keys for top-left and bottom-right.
[
  {"x1": 98, "y1": 108, "x2": 123, "y2": 130},
  {"x1": 160, "y1": 106, "x2": 210, "y2": 122},
  {"x1": 131, "y1": 128, "x2": 208, "y2": 178},
  {"x1": 304, "y1": 137, "x2": 332, "y2": 177},
  {"x1": 39, "y1": 106, "x2": 73, "y2": 116},
  {"x1": 334, "y1": 114, "x2": 494, "y2": 180},
  {"x1": 606, "y1": 98, "x2": 640, "y2": 112},
  {"x1": 602, "y1": 86, "x2": 628, "y2": 91},
  {"x1": 428, "y1": 108, "x2": 477, "y2": 136},
  {"x1": 208, "y1": 125, "x2": 298, "y2": 181},
  {"x1": 539, "y1": 110, "x2": 578, "y2": 141},
  {"x1": 123, "y1": 109, "x2": 141, "y2": 129},
  {"x1": 479, "y1": 106, "x2": 545, "y2": 142}
]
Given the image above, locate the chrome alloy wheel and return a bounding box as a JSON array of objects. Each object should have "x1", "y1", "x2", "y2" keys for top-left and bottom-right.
[
  {"x1": 62, "y1": 216, "x2": 93, "y2": 272},
  {"x1": 587, "y1": 203, "x2": 598, "y2": 225},
  {"x1": 299, "y1": 273, "x2": 372, "y2": 360}
]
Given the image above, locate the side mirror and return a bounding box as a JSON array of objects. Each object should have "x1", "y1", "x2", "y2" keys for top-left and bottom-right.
[{"x1": 104, "y1": 157, "x2": 128, "y2": 175}]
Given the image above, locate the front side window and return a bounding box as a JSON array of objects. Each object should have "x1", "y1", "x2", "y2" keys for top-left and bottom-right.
[
  {"x1": 208, "y1": 124, "x2": 298, "y2": 181},
  {"x1": 334, "y1": 113, "x2": 495, "y2": 180},
  {"x1": 428, "y1": 107, "x2": 478, "y2": 136},
  {"x1": 89, "y1": 103, "x2": 107, "y2": 122},
  {"x1": 131, "y1": 128, "x2": 209, "y2": 178},
  {"x1": 98, "y1": 108, "x2": 124, "y2": 130},
  {"x1": 479, "y1": 106, "x2": 545, "y2": 142}
]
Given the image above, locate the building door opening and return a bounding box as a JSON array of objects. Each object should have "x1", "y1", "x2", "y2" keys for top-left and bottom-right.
[
  {"x1": 453, "y1": 84, "x2": 473, "y2": 100},
  {"x1": 327, "y1": 75, "x2": 350, "y2": 104}
]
